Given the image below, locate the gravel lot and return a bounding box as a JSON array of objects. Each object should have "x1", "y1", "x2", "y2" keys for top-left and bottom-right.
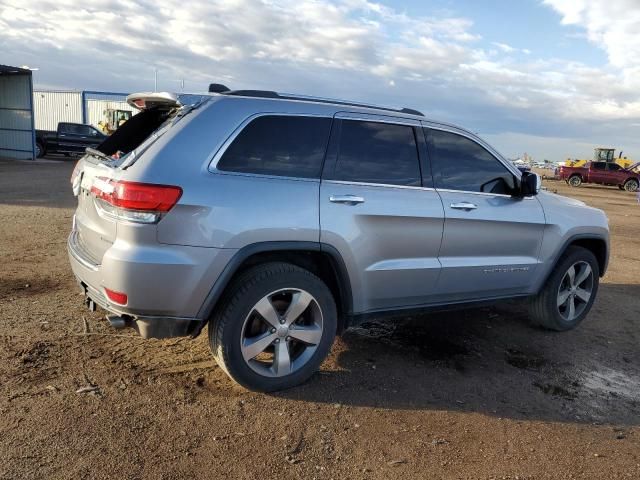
[{"x1": 1, "y1": 158, "x2": 639, "y2": 479}]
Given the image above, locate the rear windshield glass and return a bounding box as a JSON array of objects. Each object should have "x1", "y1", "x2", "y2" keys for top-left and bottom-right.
[
  {"x1": 92, "y1": 95, "x2": 207, "y2": 166},
  {"x1": 97, "y1": 109, "x2": 172, "y2": 156}
]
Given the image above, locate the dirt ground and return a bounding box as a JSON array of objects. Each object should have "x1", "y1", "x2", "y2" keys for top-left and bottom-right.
[{"x1": 1, "y1": 158, "x2": 639, "y2": 480}]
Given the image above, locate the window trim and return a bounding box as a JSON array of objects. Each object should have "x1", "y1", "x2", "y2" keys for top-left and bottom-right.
[
  {"x1": 423, "y1": 123, "x2": 522, "y2": 179},
  {"x1": 322, "y1": 116, "x2": 426, "y2": 188},
  {"x1": 424, "y1": 124, "x2": 521, "y2": 196},
  {"x1": 207, "y1": 112, "x2": 334, "y2": 181}
]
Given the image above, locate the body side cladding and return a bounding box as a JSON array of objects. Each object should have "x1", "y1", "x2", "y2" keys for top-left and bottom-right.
[
  {"x1": 347, "y1": 294, "x2": 531, "y2": 327},
  {"x1": 534, "y1": 233, "x2": 609, "y2": 295},
  {"x1": 192, "y1": 241, "x2": 353, "y2": 337}
]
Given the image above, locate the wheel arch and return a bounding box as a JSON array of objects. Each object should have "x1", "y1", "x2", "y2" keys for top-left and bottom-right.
[
  {"x1": 35, "y1": 139, "x2": 46, "y2": 157},
  {"x1": 546, "y1": 234, "x2": 608, "y2": 284},
  {"x1": 194, "y1": 241, "x2": 353, "y2": 337},
  {"x1": 534, "y1": 234, "x2": 608, "y2": 297}
]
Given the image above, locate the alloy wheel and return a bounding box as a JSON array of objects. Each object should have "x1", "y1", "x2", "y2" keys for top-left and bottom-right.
[
  {"x1": 240, "y1": 288, "x2": 323, "y2": 377},
  {"x1": 557, "y1": 261, "x2": 593, "y2": 322},
  {"x1": 625, "y1": 179, "x2": 639, "y2": 192}
]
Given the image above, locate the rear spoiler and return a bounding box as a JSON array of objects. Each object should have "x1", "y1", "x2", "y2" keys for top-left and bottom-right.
[{"x1": 126, "y1": 92, "x2": 180, "y2": 111}]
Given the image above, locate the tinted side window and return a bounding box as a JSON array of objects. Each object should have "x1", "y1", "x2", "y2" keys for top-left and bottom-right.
[
  {"x1": 217, "y1": 116, "x2": 332, "y2": 178},
  {"x1": 429, "y1": 129, "x2": 514, "y2": 194},
  {"x1": 77, "y1": 125, "x2": 94, "y2": 136},
  {"x1": 58, "y1": 123, "x2": 72, "y2": 134},
  {"x1": 607, "y1": 163, "x2": 621, "y2": 171},
  {"x1": 591, "y1": 162, "x2": 606, "y2": 170},
  {"x1": 332, "y1": 120, "x2": 420, "y2": 186}
]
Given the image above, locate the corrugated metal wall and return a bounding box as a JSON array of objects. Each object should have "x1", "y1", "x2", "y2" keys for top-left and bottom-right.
[
  {"x1": 32, "y1": 90, "x2": 82, "y2": 130},
  {"x1": 0, "y1": 70, "x2": 34, "y2": 160},
  {"x1": 32, "y1": 90, "x2": 137, "y2": 131}
]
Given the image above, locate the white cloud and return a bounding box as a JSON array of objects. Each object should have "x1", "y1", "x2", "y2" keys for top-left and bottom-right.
[
  {"x1": 1, "y1": 0, "x2": 640, "y2": 160},
  {"x1": 543, "y1": 0, "x2": 640, "y2": 70},
  {"x1": 492, "y1": 42, "x2": 516, "y2": 53}
]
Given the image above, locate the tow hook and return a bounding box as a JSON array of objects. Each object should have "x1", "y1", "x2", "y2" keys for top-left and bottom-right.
[{"x1": 84, "y1": 297, "x2": 96, "y2": 312}]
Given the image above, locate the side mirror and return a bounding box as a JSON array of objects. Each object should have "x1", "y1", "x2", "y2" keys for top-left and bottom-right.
[
  {"x1": 520, "y1": 172, "x2": 542, "y2": 197},
  {"x1": 520, "y1": 172, "x2": 541, "y2": 196}
]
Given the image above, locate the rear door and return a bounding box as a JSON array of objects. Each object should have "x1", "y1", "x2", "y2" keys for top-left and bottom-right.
[
  {"x1": 56, "y1": 123, "x2": 79, "y2": 153},
  {"x1": 74, "y1": 124, "x2": 105, "y2": 151},
  {"x1": 58, "y1": 124, "x2": 94, "y2": 154},
  {"x1": 320, "y1": 114, "x2": 444, "y2": 313},
  {"x1": 426, "y1": 127, "x2": 545, "y2": 301}
]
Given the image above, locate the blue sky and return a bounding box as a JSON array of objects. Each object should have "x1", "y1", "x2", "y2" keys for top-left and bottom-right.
[{"x1": 2, "y1": 0, "x2": 639, "y2": 161}]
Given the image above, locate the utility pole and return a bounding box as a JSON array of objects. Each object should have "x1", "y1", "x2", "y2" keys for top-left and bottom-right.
[{"x1": 154, "y1": 68, "x2": 158, "y2": 91}]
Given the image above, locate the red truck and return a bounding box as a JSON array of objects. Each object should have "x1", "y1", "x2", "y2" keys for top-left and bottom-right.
[{"x1": 558, "y1": 161, "x2": 640, "y2": 192}]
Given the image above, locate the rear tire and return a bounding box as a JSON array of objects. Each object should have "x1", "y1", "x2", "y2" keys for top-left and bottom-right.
[
  {"x1": 624, "y1": 178, "x2": 639, "y2": 192},
  {"x1": 209, "y1": 262, "x2": 337, "y2": 392},
  {"x1": 568, "y1": 175, "x2": 582, "y2": 187},
  {"x1": 35, "y1": 142, "x2": 45, "y2": 158},
  {"x1": 528, "y1": 246, "x2": 599, "y2": 331}
]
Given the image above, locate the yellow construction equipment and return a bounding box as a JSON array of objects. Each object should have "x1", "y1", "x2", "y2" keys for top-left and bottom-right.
[
  {"x1": 98, "y1": 108, "x2": 133, "y2": 135},
  {"x1": 565, "y1": 148, "x2": 636, "y2": 169}
]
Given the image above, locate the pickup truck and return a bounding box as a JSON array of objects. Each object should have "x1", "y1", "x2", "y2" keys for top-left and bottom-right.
[
  {"x1": 558, "y1": 161, "x2": 640, "y2": 192},
  {"x1": 35, "y1": 122, "x2": 106, "y2": 158}
]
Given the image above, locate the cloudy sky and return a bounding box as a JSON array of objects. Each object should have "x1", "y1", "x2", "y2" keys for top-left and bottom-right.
[{"x1": 2, "y1": 0, "x2": 640, "y2": 161}]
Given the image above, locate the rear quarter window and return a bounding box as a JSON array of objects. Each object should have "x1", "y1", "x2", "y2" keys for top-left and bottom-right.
[{"x1": 216, "y1": 115, "x2": 332, "y2": 179}]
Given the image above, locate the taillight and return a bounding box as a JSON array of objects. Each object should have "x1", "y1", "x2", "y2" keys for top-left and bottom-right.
[
  {"x1": 104, "y1": 288, "x2": 128, "y2": 305},
  {"x1": 70, "y1": 161, "x2": 83, "y2": 196},
  {"x1": 70, "y1": 161, "x2": 81, "y2": 184},
  {"x1": 91, "y1": 177, "x2": 182, "y2": 223}
]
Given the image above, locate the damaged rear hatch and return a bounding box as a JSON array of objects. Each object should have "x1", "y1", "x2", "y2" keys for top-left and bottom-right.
[{"x1": 69, "y1": 92, "x2": 201, "y2": 266}]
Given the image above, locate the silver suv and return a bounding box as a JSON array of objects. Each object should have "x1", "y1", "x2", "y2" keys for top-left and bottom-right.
[{"x1": 68, "y1": 86, "x2": 609, "y2": 391}]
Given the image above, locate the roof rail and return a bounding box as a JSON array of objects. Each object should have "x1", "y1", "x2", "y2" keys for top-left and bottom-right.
[{"x1": 218, "y1": 89, "x2": 424, "y2": 116}]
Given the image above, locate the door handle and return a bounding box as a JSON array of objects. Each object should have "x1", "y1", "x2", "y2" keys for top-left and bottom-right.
[
  {"x1": 329, "y1": 195, "x2": 365, "y2": 205},
  {"x1": 450, "y1": 202, "x2": 478, "y2": 211}
]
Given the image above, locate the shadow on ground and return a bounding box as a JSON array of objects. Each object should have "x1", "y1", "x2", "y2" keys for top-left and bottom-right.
[
  {"x1": 277, "y1": 283, "x2": 640, "y2": 426},
  {"x1": 0, "y1": 159, "x2": 76, "y2": 208}
]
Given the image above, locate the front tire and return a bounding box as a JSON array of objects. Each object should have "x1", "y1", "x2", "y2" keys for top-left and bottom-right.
[
  {"x1": 624, "y1": 178, "x2": 639, "y2": 192},
  {"x1": 528, "y1": 246, "x2": 599, "y2": 331},
  {"x1": 209, "y1": 262, "x2": 337, "y2": 392}
]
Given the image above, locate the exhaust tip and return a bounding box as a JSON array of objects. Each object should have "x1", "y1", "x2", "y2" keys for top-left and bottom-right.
[{"x1": 105, "y1": 314, "x2": 132, "y2": 330}]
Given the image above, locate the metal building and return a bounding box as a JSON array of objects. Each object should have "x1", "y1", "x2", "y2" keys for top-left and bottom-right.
[
  {"x1": 33, "y1": 90, "x2": 137, "y2": 131},
  {"x1": 0, "y1": 65, "x2": 35, "y2": 160},
  {"x1": 32, "y1": 90, "x2": 82, "y2": 130}
]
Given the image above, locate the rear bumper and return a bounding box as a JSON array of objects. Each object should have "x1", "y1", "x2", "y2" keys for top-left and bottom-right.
[
  {"x1": 74, "y1": 279, "x2": 199, "y2": 338},
  {"x1": 67, "y1": 228, "x2": 235, "y2": 338}
]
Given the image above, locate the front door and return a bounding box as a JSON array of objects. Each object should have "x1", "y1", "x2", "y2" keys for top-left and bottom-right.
[
  {"x1": 588, "y1": 162, "x2": 608, "y2": 183},
  {"x1": 602, "y1": 162, "x2": 622, "y2": 184},
  {"x1": 426, "y1": 127, "x2": 545, "y2": 302},
  {"x1": 320, "y1": 115, "x2": 444, "y2": 313}
]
